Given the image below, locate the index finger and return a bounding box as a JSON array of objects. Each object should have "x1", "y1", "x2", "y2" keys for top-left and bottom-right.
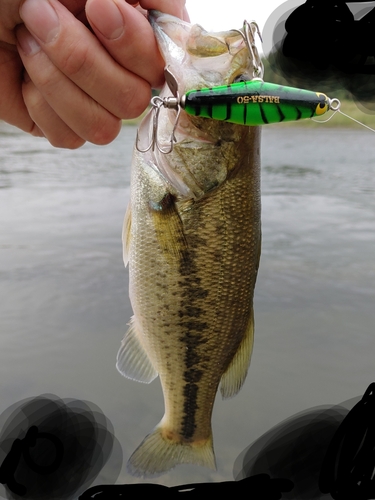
[
  {"x1": 86, "y1": 0, "x2": 166, "y2": 88},
  {"x1": 86, "y1": 0, "x2": 189, "y2": 89},
  {"x1": 20, "y1": 0, "x2": 151, "y2": 119}
]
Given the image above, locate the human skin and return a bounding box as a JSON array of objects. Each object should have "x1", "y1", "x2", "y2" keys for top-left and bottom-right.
[{"x1": 0, "y1": 0, "x2": 188, "y2": 148}]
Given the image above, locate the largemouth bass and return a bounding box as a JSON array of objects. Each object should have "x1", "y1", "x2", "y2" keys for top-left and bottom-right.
[{"x1": 117, "y1": 11, "x2": 262, "y2": 476}]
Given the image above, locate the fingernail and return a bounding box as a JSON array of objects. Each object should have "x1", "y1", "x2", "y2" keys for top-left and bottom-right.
[
  {"x1": 17, "y1": 28, "x2": 41, "y2": 56},
  {"x1": 20, "y1": 0, "x2": 60, "y2": 44},
  {"x1": 88, "y1": 0, "x2": 124, "y2": 40}
]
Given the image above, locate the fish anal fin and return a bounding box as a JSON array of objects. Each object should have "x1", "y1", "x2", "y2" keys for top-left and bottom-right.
[
  {"x1": 122, "y1": 203, "x2": 132, "y2": 268},
  {"x1": 127, "y1": 422, "x2": 216, "y2": 477},
  {"x1": 116, "y1": 316, "x2": 158, "y2": 383},
  {"x1": 220, "y1": 308, "x2": 255, "y2": 400}
]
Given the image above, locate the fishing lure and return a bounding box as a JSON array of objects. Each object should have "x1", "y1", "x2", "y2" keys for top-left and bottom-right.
[
  {"x1": 136, "y1": 68, "x2": 341, "y2": 153},
  {"x1": 180, "y1": 80, "x2": 335, "y2": 125},
  {"x1": 135, "y1": 19, "x2": 351, "y2": 154}
]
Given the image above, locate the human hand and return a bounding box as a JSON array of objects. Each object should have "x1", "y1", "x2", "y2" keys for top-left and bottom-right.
[{"x1": 0, "y1": 0, "x2": 188, "y2": 148}]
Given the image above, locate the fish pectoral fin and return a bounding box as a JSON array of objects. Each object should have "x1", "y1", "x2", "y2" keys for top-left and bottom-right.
[
  {"x1": 116, "y1": 316, "x2": 158, "y2": 383},
  {"x1": 150, "y1": 193, "x2": 188, "y2": 263},
  {"x1": 127, "y1": 422, "x2": 216, "y2": 477},
  {"x1": 122, "y1": 203, "x2": 132, "y2": 268},
  {"x1": 220, "y1": 308, "x2": 255, "y2": 399}
]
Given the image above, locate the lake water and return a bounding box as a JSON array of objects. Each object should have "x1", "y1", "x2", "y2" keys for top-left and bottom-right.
[{"x1": 1, "y1": 121, "x2": 374, "y2": 496}]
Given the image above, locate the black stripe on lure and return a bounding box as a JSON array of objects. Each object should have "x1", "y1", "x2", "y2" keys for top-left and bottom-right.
[{"x1": 136, "y1": 68, "x2": 340, "y2": 154}]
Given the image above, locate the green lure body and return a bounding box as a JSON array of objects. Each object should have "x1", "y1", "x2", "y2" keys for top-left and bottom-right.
[{"x1": 182, "y1": 80, "x2": 330, "y2": 125}]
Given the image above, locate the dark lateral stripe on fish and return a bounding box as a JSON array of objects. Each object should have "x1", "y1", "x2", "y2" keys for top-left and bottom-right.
[
  {"x1": 180, "y1": 329, "x2": 206, "y2": 445},
  {"x1": 178, "y1": 247, "x2": 210, "y2": 439},
  {"x1": 182, "y1": 382, "x2": 199, "y2": 438},
  {"x1": 181, "y1": 366, "x2": 204, "y2": 439},
  {"x1": 180, "y1": 330, "x2": 207, "y2": 439}
]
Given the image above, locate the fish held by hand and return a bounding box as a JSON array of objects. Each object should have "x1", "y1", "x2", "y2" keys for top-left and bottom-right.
[{"x1": 117, "y1": 10, "x2": 262, "y2": 477}]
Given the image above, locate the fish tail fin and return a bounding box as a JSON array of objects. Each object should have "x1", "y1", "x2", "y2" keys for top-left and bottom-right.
[{"x1": 127, "y1": 423, "x2": 216, "y2": 477}]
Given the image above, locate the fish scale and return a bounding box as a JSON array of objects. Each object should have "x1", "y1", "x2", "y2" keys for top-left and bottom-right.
[{"x1": 117, "y1": 11, "x2": 262, "y2": 476}]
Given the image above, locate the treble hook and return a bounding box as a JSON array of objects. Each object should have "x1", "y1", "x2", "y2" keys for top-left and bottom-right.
[
  {"x1": 135, "y1": 69, "x2": 181, "y2": 154},
  {"x1": 135, "y1": 20, "x2": 263, "y2": 154},
  {"x1": 232, "y1": 20, "x2": 264, "y2": 80}
]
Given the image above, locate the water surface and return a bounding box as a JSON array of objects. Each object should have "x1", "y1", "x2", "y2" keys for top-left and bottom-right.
[{"x1": 0, "y1": 122, "x2": 374, "y2": 493}]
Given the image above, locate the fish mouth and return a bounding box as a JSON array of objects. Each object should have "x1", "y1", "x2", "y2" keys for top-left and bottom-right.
[
  {"x1": 148, "y1": 10, "x2": 191, "y2": 66},
  {"x1": 148, "y1": 10, "x2": 192, "y2": 32},
  {"x1": 148, "y1": 10, "x2": 259, "y2": 91}
]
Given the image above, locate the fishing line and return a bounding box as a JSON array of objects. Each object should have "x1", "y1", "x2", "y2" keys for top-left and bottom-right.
[
  {"x1": 311, "y1": 112, "x2": 338, "y2": 124},
  {"x1": 336, "y1": 109, "x2": 375, "y2": 133},
  {"x1": 312, "y1": 100, "x2": 375, "y2": 133}
]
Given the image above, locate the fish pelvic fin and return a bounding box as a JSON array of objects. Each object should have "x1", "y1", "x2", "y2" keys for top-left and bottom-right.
[
  {"x1": 122, "y1": 203, "x2": 132, "y2": 268},
  {"x1": 116, "y1": 316, "x2": 158, "y2": 383},
  {"x1": 220, "y1": 307, "x2": 255, "y2": 399},
  {"x1": 127, "y1": 424, "x2": 216, "y2": 477}
]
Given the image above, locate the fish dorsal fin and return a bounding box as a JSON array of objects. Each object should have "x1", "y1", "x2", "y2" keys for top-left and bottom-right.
[
  {"x1": 116, "y1": 316, "x2": 158, "y2": 383},
  {"x1": 220, "y1": 308, "x2": 255, "y2": 399},
  {"x1": 122, "y1": 203, "x2": 132, "y2": 267}
]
